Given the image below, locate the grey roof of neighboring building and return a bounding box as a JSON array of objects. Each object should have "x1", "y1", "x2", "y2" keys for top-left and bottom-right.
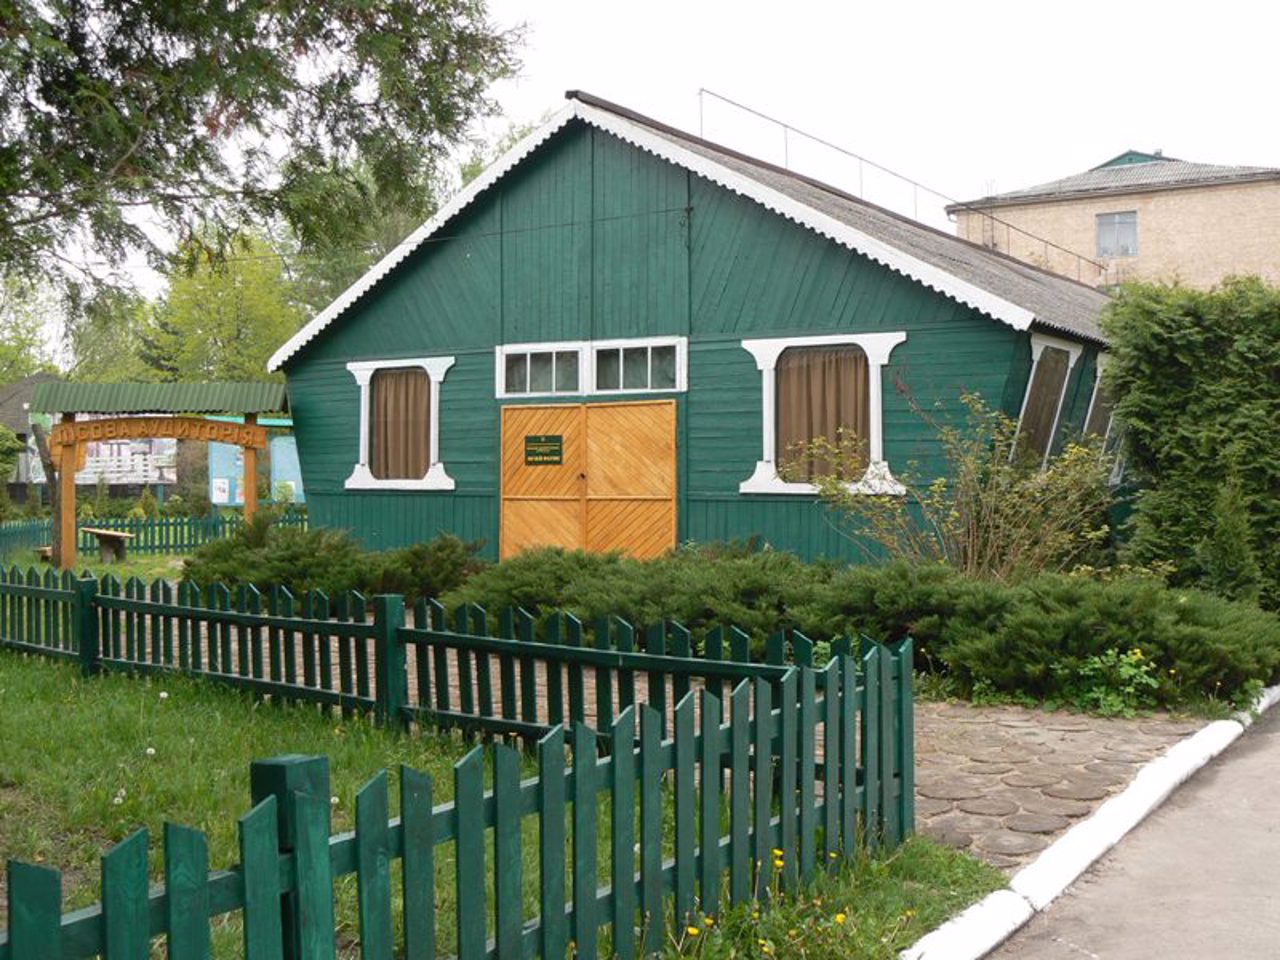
[
  {"x1": 949, "y1": 155, "x2": 1280, "y2": 211},
  {"x1": 577, "y1": 94, "x2": 1111, "y2": 343},
  {"x1": 0, "y1": 372, "x2": 60, "y2": 434}
]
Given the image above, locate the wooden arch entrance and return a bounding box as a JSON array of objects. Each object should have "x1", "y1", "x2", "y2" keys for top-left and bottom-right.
[{"x1": 29, "y1": 382, "x2": 289, "y2": 570}]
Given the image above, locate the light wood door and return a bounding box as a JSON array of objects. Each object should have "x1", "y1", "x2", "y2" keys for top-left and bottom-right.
[
  {"x1": 584, "y1": 400, "x2": 676, "y2": 559},
  {"x1": 500, "y1": 399, "x2": 676, "y2": 560},
  {"x1": 500, "y1": 405, "x2": 586, "y2": 558}
]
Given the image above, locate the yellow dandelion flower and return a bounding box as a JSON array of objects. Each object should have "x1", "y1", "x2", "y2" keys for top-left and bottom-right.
[
  {"x1": 828, "y1": 851, "x2": 838, "y2": 860},
  {"x1": 686, "y1": 926, "x2": 700, "y2": 937},
  {"x1": 835, "y1": 912, "x2": 847, "y2": 925},
  {"x1": 773, "y1": 858, "x2": 784, "y2": 869},
  {"x1": 772, "y1": 848, "x2": 784, "y2": 858},
  {"x1": 704, "y1": 916, "x2": 715, "y2": 927}
]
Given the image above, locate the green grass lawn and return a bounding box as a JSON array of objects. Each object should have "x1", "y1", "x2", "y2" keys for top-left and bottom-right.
[
  {"x1": 1, "y1": 549, "x2": 189, "y2": 584},
  {"x1": 0, "y1": 651, "x2": 1003, "y2": 958}
]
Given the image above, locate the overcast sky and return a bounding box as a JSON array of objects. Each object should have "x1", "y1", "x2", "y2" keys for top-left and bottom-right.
[{"x1": 482, "y1": 0, "x2": 1280, "y2": 234}]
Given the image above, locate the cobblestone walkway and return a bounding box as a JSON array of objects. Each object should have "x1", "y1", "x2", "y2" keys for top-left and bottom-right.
[{"x1": 915, "y1": 701, "x2": 1202, "y2": 871}]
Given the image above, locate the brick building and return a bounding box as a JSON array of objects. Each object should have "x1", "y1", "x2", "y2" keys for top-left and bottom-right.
[{"x1": 948, "y1": 150, "x2": 1280, "y2": 289}]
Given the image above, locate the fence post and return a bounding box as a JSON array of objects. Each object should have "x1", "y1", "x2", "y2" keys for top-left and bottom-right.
[
  {"x1": 250, "y1": 754, "x2": 331, "y2": 960},
  {"x1": 75, "y1": 576, "x2": 99, "y2": 677},
  {"x1": 373, "y1": 594, "x2": 407, "y2": 731}
]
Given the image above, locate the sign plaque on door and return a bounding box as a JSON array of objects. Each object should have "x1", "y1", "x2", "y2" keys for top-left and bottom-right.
[{"x1": 524, "y1": 434, "x2": 564, "y2": 465}]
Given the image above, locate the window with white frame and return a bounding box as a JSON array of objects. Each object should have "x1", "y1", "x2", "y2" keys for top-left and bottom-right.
[
  {"x1": 345, "y1": 356, "x2": 455, "y2": 490},
  {"x1": 1096, "y1": 211, "x2": 1137, "y2": 258},
  {"x1": 1083, "y1": 357, "x2": 1114, "y2": 440},
  {"x1": 739, "y1": 331, "x2": 907, "y2": 495},
  {"x1": 1014, "y1": 333, "x2": 1082, "y2": 467},
  {"x1": 593, "y1": 338, "x2": 682, "y2": 392},
  {"x1": 495, "y1": 337, "x2": 686, "y2": 398},
  {"x1": 501, "y1": 345, "x2": 583, "y2": 396}
]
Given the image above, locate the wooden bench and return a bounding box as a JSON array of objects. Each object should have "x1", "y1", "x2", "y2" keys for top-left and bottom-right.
[{"x1": 79, "y1": 527, "x2": 136, "y2": 564}]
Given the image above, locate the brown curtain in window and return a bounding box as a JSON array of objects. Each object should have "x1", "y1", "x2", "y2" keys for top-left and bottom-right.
[
  {"x1": 1018, "y1": 347, "x2": 1069, "y2": 461},
  {"x1": 776, "y1": 346, "x2": 870, "y2": 481},
  {"x1": 370, "y1": 368, "x2": 429, "y2": 479}
]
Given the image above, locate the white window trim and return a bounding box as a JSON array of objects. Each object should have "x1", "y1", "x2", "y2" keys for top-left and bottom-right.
[
  {"x1": 1013, "y1": 332, "x2": 1083, "y2": 470},
  {"x1": 1082, "y1": 353, "x2": 1115, "y2": 441},
  {"x1": 738, "y1": 331, "x2": 907, "y2": 496},
  {"x1": 589, "y1": 335, "x2": 688, "y2": 394},
  {"x1": 494, "y1": 340, "x2": 590, "y2": 399},
  {"x1": 494, "y1": 336, "x2": 688, "y2": 398},
  {"x1": 345, "y1": 356, "x2": 456, "y2": 491}
]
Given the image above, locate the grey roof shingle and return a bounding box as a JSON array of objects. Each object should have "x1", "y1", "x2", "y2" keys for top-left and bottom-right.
[
  {"x1": 577, "y1": 94, "x2": 1111, "y2": 343},
  {"x1": 951, "y1": 156, "x2": 1280, "y2": 210}
]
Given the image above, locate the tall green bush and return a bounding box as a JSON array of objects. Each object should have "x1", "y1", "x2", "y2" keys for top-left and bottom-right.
[{"x1": 1105, "y1": 278, "x2": 1280, "y2": 606}]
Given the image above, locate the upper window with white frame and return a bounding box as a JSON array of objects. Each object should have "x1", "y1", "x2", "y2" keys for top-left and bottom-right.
[
  {"x1": 1015, "y1": 333, "x2": 1082, "y2": 467},
  {"x1": 1096, "y1": 211, "x2": 1137, "y2": 258},
  {"x1": 502, "y1": 346, "x2": 582, "y2": 396},
  {"x1": 346, "y1": 356, "x2": 455, "y2": 491},
  {"x1": 495, "y1": 337, "x2": 686, "y2": 398},
  {"x1": 739, "y1": 331, "x2": 907, "y2": 496}
]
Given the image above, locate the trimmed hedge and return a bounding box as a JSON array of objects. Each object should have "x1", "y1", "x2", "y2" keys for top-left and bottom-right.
[{"x1": 445, "y1": 547, "x2": 1280, "y2": 709}]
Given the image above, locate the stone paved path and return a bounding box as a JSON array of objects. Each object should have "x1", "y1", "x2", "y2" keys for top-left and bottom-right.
[{"x1": 914, "y1": 701, "x2": 1202, "y2": 870}]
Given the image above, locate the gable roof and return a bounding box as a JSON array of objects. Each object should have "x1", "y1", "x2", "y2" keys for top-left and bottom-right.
[
  {"x1": 269, "y1": 92, "x2": 1109, "y2": 371},
  {"x1": 950, "y1": 152, "x2": 1280, "y2": 211},
  {"x1": 0, "y1": 372, "x2": 60, "y2": 434}
]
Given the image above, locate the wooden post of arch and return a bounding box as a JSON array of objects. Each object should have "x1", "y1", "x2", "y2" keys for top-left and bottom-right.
[
  {"x1": 243, "y1": 413, "x2": 258, "y2": 522},
  {"x1": 58, "y1": 413, "x2": 78, "y2": 571}
]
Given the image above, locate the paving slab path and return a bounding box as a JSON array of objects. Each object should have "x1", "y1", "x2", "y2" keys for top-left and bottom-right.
[
  {"x1": 986, "y1": 702, "x2": 1280, "y2": 959},
  {"x1": 914, "y1": 701, "x2": 1201, "y2": 870}
]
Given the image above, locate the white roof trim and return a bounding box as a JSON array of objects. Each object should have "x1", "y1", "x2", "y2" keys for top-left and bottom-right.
[
  {"x1": 268, "y1": 99, "x2": 1035, "y2": 371},
  {"x1": 267, "y1": 104, "x2": 581, "y2": 371}
]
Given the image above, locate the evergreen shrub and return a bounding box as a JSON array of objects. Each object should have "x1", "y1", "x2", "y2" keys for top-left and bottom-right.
[{"x1": 1105, "y1": 278, "x2": 1280, "y2": 606}]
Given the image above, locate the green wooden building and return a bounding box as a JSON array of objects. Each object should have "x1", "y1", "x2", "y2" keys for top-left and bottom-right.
[{"x1": 269, "y1": 91, "x2": 1111, "y2": 561}]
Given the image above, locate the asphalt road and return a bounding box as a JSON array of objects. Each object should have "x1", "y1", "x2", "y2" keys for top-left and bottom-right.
[{"x1": 989, "y1": 705, "x2": 1280, "y2": 959}]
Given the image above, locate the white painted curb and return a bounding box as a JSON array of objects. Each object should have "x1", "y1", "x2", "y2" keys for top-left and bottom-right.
[{"x1": 899, "y1": 682, "x2": 1280, "y2": 960}]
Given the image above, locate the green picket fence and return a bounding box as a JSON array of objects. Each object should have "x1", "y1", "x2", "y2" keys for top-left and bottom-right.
[
  {"x1": 0, "y1": 519, "x2": 51, "y2": 560},
  {"x1": 73, "y1": 510, "x2": 307, "y2": 554},
  {"x1": 0, "y1": 512, "x2": 307, "y2": 561},
  {"x1": 0, "y1": 646, "x2": 911, "y2": 959}
]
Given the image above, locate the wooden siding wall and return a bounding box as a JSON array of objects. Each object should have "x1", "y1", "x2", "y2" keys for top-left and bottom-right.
[{"x1": 285, "y1": 122, "x2": 1101, "y2": 558}]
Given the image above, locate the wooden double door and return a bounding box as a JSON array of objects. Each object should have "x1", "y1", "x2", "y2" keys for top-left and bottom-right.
[{"x1": 500, "y1": 399, "x2": 676, "y2": 560}]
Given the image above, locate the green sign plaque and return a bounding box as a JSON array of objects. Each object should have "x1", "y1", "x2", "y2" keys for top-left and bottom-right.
[{"x1": 524, "y1": 434, "x2": 564, "y2": 465}]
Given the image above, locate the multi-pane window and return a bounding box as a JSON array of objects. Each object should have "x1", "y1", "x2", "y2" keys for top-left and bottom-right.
[
  {"x1": 775, "y1": 345, "x2": 869, "y2": 482},
  {"x1": 594, "y1": 342, "x2": 678, "y2": 392},
  {"x1": 495, "y1": 338, "x2": 686, "y2": 398},
  {"x1": 503, "y1": 349, "x2": 580, "y2": 395},
  {"x1": 1096, "y1": 211, "x2": 1137, "y2": 258}
]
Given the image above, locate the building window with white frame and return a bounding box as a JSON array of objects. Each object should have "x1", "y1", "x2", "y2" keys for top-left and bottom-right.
[
  {"x1": 1015, "y1": 333, "x2": 1082, "y2": 467},
  {"x1": 739, "y1": 331, "x2": 906, "y2": 495},
  {"x1": 594, "y1": 339, "x2": 680, "y2": 392},
  {"x1": 1082, "y1": 358, "x2": 1114, "y2": 440},
  {"x1": 503, "y1": 347, "x2": 581, "y2": 396},
  {"x1": 495, "y1": 337, "x2": 686, "y2": 398},
  {"x1": 1096, "y1": 211, "x2": 1137, "y2": 258},
  {"x1": 346, "y1": 356, "x2": 455, "y2": 490}
]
